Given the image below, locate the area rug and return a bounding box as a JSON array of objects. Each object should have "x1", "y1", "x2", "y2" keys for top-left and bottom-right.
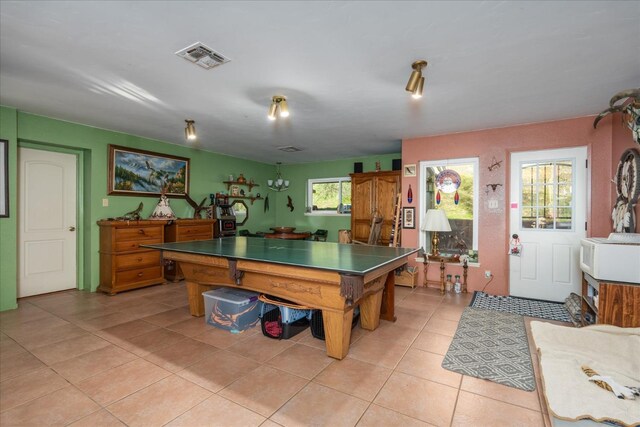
[
  {"x1": 470, "y1": 291, "x2": 572, "y2": 323},
  {"x1": 442, "y1": 307, "x2": 535, "y2": 391}
]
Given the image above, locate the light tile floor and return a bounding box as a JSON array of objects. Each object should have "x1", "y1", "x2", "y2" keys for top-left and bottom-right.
[{"x1": 0, "y1": 283, "x2": 560, "y2": 426}]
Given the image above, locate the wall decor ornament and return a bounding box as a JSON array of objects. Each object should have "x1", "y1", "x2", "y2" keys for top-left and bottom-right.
[
  {"x1": 404, "y1": 164, "x2": 417, "y2": 177},
  {"x1": 402, "y1": 207, "x2": 415, "y2": 229},
  {"x1": 108, "y1": 145, "x2": 189, "y2": 197},
  {"x1": 612, "y1": 148, "x2": 640, "y2": 232},
  {"x1": 435, "y1": 169, "x2": 461, "y2": 205}
]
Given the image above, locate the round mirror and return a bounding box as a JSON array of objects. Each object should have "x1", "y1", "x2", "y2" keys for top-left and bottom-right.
[{"x1": 231, "y1": 200, "x2": 249, "y2": 226}]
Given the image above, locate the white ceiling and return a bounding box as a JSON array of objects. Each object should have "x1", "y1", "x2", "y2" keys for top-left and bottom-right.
[{"x1": 1, "y1": 1, "x2": 639, "y2": 164}]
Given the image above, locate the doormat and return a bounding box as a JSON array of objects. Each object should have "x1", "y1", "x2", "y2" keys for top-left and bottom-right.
[
  {"x1": 442, "y1": 307, "x2": 535, "y2": 391},
  {"x1": 470, "y1": 291, "x2": 572, "y2": 323}
]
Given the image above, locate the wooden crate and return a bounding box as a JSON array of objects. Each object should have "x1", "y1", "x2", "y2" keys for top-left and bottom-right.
[{"x1": 395, "y1": 266, "x2": 418, "y2": 288}]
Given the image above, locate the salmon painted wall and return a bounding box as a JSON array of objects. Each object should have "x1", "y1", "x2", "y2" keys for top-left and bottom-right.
[
  {"x1": 611, "y1": 114, "x2": 640, "y2": 225},
  {"x1": 401, "y1": 116, "x2": 614, "y2": 296}
]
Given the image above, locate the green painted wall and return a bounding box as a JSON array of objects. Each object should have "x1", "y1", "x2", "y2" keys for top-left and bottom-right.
[
  {"x1": 275, "y1": 154, "x2": 400, "y2": 242},
  {"x1": 0, "y1": 108, "x2": 276, "y2": 310},
  {"x1": 0, "y1": 107, "x2": 18, "y2": 310},
  {"x1": 0, "y1": 106, "x2": 399, "y2": 311}
]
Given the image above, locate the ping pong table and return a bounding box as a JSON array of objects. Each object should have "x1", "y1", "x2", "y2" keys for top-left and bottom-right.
[{"x1": 144, "y1": 237, "x2": 418, "y2": 359}]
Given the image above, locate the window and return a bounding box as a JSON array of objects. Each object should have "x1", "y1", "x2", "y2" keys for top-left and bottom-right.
[
  {"x1": 520, "y1": 160, "x2": 573, "y2": 230},
  {"x1": 306, "y1": 177, "x2": 351, "y2": 215},
  {"x1": 419, "y1": 158, "x2": 479, "y2": 258}
]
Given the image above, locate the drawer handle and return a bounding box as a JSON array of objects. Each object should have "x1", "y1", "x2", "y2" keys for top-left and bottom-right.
[
  {"x1": 138, "y1": 229, "x2": 146, "y2": 235},
  {"x1": 137, "y1": 257, "x2": 143, "y2": 262},
  {"x1": 137, "y1": 272, "x2": 144, "y2": 277}
]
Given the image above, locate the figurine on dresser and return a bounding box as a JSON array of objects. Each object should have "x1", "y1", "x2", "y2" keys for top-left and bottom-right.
[{"x1": 149, "y1": 188, "x2": 176, "y2": 220}]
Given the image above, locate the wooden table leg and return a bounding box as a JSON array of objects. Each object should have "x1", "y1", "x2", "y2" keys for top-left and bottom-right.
[
  {"x1": 186, "y1": 281, "x2": 211, "y2": 317},
  {"x1": 360, "y1": 288, "x2": 384, "y2": 330},
  {"x1": 379, "y1": 270, "x2": 396, "y2": 322},
  {"x1": 423, "y1": 259, "x2": 429, "y2": 287},
  {"x1": 440, "y1": 259, "x2": 446, "y2": 294},
  {"x1": 322, "y1": 307, "x2": 354, "y2": 360},
  {"x1": 462, "y1": 259, "x2": 468, "y2": 293}
]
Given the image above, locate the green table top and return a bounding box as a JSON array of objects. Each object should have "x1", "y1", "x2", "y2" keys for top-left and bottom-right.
[{"x1": 143, "y1": 237, "x2": 418, "y2": 275}]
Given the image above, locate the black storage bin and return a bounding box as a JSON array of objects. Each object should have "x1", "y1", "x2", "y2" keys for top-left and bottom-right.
[
  {"x1": 260, "y1": 307, "x2": 310, "y2": 340},
  {"x1": 258, "y1": 294, "x2": 311, "y2": 340},
  {"x1": 310, "y1": 306, "x2": 360, "y2": 341}
]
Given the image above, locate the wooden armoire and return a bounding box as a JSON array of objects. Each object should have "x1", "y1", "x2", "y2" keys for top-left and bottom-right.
[{"x1": 350, "y1": 170, "x2": 401, "y2": 245}]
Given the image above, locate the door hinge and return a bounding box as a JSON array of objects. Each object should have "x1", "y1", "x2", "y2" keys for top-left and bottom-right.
[
  {"x1": 585, "y1": 222, "x2": 587, "y2": 231},
  {"x1": 586, "y1": 159, "x2": 588, "y2": 168}
]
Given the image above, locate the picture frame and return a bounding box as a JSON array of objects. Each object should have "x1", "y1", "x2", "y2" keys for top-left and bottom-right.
[
  {"x1": 403, "y1": 164, "x2": 417, "y2": 177},
  {"x1": 402, "y1": 207, "x2": 415, "y2": 229},
  {"x1": 230, "y1": 185, "x2": 240, "y2": 197},
  {"x1": 108, "y1": 145, "x2": 189, "y2": 197},
  {"x1": 0, "y1": 139, "x2": 8, "y2": 218}
]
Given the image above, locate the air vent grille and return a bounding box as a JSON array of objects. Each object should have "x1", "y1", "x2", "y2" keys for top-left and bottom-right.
[
  {"x1": 175, "y1": 42, "x2": 230, "y2": 70},
  {"x1": 277, "y1": 146, "x2": 303, "y2": 152}
]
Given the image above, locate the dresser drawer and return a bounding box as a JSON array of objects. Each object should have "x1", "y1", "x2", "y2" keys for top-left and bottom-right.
[
  {"x1": 114, "y1": 236, "x2": 162, "y2": 252},
  {"x1": 115, "y1": 266, "x2": 163, "y2": 287},
  {"x1": 115, "y1": 251, "x2": 161, "y2": 270},
  {"x1": 179, "y1": 233, "x2": 212, "y2": 242},
  {"x1": 177, "y1": 225, "x2": 213, "y2": 241},
  {"x1": 115, "y1": 226, "x2": 163, "y2": 242}
]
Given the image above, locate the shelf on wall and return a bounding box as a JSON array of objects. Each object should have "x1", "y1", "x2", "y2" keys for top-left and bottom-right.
[
  {"x1": 229, "y1": 195, "x2": 263, "y2": 205},
  {"x1": 223, "y1": 181, "x2": 259, "y2": 192}
]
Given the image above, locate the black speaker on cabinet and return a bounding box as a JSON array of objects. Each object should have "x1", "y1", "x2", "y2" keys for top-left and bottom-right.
[
  {"x1": 392, "y1": 159, "x2": 401, "y2": 171},
  {"x1": 354, "y1": 162, "x2": 363, "y2": 173}
]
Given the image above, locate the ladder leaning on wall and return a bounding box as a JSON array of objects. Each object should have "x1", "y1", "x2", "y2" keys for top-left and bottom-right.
[{"x1": 389, "y1": 193, "x2": 402, "y2": 247}]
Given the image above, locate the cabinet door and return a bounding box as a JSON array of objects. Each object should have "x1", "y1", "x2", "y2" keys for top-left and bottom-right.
[
  {"x1": 351, "y1": 176, "x2": 375, "y2": 243},
  {"x1": 375, "y1": 174, "x2": 400, "y2": 245}
]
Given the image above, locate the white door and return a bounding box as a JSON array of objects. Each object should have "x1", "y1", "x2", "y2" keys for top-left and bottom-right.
[
  {"x1": 18, "y1": 148, "x2": 77, "y2": 297},
  {"x1": 509, "y1": 147, "x2": 587, "y2": 302}
]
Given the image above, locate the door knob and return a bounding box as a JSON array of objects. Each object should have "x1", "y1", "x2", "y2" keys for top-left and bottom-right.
[{"x1": 69, "y1": 226, "x2": 76, "y2": 231}]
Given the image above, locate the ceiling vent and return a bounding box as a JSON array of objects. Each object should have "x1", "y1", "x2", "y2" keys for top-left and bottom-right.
[
  {"x1": 277, "y1": 146, "x2": 303, "y2": 152},
  {"x1": 175, "y1": 42, "x2": 230, "y2": 70}
]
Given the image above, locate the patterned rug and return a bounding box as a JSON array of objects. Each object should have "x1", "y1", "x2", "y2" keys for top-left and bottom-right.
[
  {"x1": 470, "y1": 291, "x2": 572, "y2": 323},
  {"x1": 442, "y1": 307, "x2": 535, "y2": 391}
]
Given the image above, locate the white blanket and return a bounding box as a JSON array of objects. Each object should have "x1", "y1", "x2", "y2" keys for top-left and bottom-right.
[{"x1": 530, "y1": 322, "x2": 640, "y2": 426}]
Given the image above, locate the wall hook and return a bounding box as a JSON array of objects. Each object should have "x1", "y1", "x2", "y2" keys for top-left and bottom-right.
[{"x1": 486, "y1": 183, "x2": 503, "y2": 192}]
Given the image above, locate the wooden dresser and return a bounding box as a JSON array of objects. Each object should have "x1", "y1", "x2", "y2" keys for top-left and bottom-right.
[
  {"x1": 164, "y1": 218, "x2": 215, "y2": 281},
  {"x1": 98, "y1": 220, "x2": 168, "y2": 295}
]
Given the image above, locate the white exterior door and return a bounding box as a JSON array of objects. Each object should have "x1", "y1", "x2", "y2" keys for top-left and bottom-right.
[
  {"x1": 18, "y1": 148, "x2": 77, "y2": 297},
  {"x1": 509, "y1": 147, "x2": 587, "y2": 302}
]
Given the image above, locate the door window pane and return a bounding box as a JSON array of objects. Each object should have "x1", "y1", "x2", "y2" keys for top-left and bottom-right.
[{"x1": 520, "y1": 159, "x2": 573, "y2": 230}]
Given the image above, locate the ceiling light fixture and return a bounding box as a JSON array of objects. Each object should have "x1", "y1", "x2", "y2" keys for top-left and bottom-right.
[
  {"x1": 184, "y1": 120, "x2": 197, "y2": 140},
  {"x1": 267, "y1": 162, "x2": 289, "y2": 192},
  {"x1": 268, "y1": 96, "x2": 290, "y2": 120},
  {"x1": 405, "y1": 60, "x2": 428, "y2": 99}
]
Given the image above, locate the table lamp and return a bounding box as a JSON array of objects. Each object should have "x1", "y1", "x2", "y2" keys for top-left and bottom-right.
[{"x1": 421, "y1": 209, "x2": 451, "y2": 255}]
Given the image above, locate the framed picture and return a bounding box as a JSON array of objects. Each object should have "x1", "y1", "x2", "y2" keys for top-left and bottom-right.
[
  {"x1": 0, "y1": 139, "x2": 8, "y2": 218},
  {"x1": 108, "y1": 145, "x2": 189, "y2": 197},
  {"x1": 403, "y1": 164, "x2": 417, "y2": 177},
  {"x1": 402, "y1": 207, "x2": 415, "y2": 229},
  {"x1": 230, "y1": 185, "x2": 240, "y2": 197}
]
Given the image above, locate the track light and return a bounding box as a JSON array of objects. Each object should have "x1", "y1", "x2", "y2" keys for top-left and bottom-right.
[
  {"x1": 405, "y1": 60, "x2": 427, "y2": 98},
  {"x1": 184, "y1": 120, "x2": 196, "y2": 140},
  {"x1": 268, "y1": 96, "x2": 290, "y2": 120},
  {"x1": 412, "y1": 76, "x2": 425, "y2": 99}
]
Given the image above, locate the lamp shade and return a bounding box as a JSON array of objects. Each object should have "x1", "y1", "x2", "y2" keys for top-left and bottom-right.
[{"x1": 421, "y1": 209, "x2": 451, "y2": 232}]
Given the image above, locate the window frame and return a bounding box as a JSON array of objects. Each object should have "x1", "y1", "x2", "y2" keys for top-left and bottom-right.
[
  {"x1": 305, "y1": 176, "x2": 352, "y2": 216},
  {"x1": 418, "y1": 157, "x2": 479, "y2": 252}
]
